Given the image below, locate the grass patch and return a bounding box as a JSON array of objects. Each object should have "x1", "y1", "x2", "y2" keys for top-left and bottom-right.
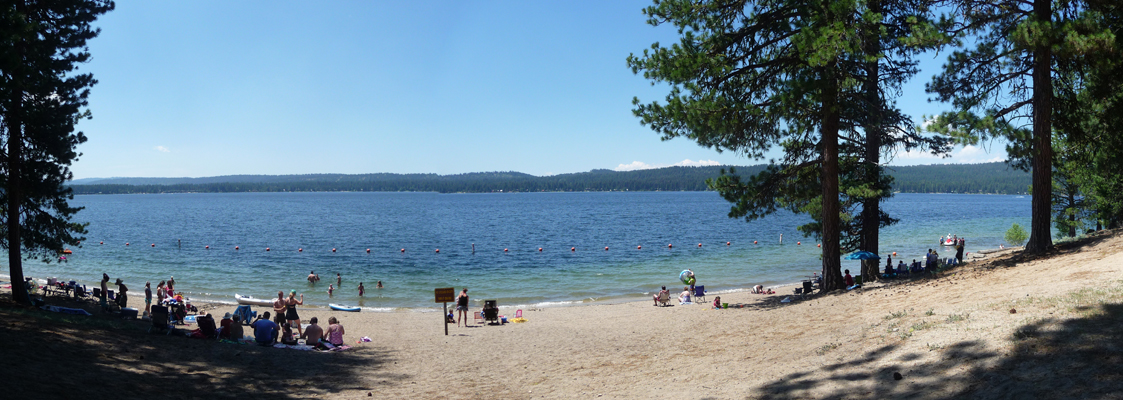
[
  {"x1": 925, "y1": 309, "x2": 935, "y2": 316},
  {"x1": 815, "y1": 343, "x2": 840, "y2": 356},
  {"x1": 885, "y1": 310, "x2": 908, "y2": 320},
  {"x1": 947, "y1": 313, "x2": 970, "y2": 323},
  {"x1": 911, "y1": 320, "x2": 938, "y2": 332}
]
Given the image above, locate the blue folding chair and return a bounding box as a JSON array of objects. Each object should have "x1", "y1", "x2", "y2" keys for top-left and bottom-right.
[
  {"x1": 233, "y1": 305, "x2": 257, "y2": 325},
  {"x1": 693, "y1": 285, "x2": 706, "y2": 303}
]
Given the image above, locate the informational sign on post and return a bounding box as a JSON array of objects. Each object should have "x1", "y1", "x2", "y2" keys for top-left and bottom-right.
[
  {"x1": 434, "y1": 287, "x2": 455, "y2": 303},
  {"x1": 435, "y1": 287, "x2": 455, "y2": 335}
]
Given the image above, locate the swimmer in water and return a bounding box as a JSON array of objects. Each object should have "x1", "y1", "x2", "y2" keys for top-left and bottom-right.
[
  {"x1": 376, "y1": 280, "x2": 383, "y2": 289},
  {"x1": 328, "y1": 284, "x2": 334, "y2": 297}
]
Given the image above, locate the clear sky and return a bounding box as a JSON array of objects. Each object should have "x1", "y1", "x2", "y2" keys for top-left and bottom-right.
[{"x1": 74, "y1": 1, "x2": 1007, "y2": 179}]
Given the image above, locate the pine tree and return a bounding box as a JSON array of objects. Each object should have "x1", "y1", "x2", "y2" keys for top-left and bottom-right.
[{"x1": 0, "y1": 0, "x2": 114, "y2": 305}]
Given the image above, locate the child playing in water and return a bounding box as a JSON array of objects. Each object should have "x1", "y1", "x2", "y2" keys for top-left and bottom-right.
[{"x1": 328, "y1": 284, "x2": 334, "y2": 297}]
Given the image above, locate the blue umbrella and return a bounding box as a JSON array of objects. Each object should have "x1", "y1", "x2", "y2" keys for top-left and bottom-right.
[{"x1": 844, "y1": 251, "x2": 881, "y2": 260}]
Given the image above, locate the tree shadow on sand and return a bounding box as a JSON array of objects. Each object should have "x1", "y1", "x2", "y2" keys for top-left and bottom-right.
[
  {"x1": 749, "y1": 300, "x2": 1123, "y2": 399},
  {"x1": 0, "y1": 295, "x2": 408, "y2": 399}
]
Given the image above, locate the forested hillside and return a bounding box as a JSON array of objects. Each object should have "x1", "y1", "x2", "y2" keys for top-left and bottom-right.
[{"x1": 70, "y1": 163, "x2": 1029, "y2": 195}]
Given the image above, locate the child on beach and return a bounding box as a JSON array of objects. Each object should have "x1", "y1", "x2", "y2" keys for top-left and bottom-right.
[
  {"x1": 328, "y1": 284, "x2": 334, "y2": 297},
  {"x1": 713, "y1": 296, "x2": 722, "y2": 309}
]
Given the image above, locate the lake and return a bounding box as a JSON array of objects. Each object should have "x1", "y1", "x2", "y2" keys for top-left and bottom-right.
[{"x1": 3, "y1": 192, "x2": 1031, "y2": 310}]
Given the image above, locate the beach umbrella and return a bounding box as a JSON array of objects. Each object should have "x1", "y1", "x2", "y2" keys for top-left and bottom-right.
[{"x1": 844, "y1": 251, "x2": 881, "y2": 260}]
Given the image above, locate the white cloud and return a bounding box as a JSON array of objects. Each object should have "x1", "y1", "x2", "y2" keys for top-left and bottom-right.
[
  {"x1": 615, "y1": 161, "x2": 655, "y2": 171},
  {"x1": 155, "y1": 146, "x2": 170, "y2": 153},
  {"x1": 614, "y1": 159, "x2": 721, "y2": 171},
  {"x1": 895, "y1": 144, "x2": 1006, "y2": 165},
  {"x1": 671, "y1": 159, "x2": 721, "y2": 167}
]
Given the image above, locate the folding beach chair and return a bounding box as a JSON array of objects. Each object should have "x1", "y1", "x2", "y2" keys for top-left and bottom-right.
[
  {"x1": 656, "y1": 291, "x2": 670, "y2": 306},
  {"x1": 474, "y1": 311, "x2": 484, "y2": 324},
  {"x1": 149, "y1": 305, "x2": 172, "y2": 335},
  {"x1": 692, "y1": 285, "x2": 707, "y2": 303},
  {"x1": 483, "y1": 300, "x2": 500, "y2": 324},
  {"x1": 196, "y1": 315, "x2": 218, "y2": 339},
  {"x1": 233, "y1": 305, "x2": 256, "y2": 325}
]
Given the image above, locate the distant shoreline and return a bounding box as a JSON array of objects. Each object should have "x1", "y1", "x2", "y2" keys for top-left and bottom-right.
[{"x1": 67, "y1": 162, "x2": 1032, "y2": 195}]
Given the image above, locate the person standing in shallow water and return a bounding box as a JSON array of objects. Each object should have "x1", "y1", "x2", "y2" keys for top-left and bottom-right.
[
  {"x1": 456, "y1": 288, "x2": 469, "y2": 327},
  {"x1": 358, "y1": 282, "x2": 365, "y2": 297},
  {"x1": 337, "y1": 273, "x2": 341, "y2": 287}
]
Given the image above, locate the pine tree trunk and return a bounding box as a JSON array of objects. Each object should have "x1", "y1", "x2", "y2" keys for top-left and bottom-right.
[
  {"x1": 860, "y1": 0, "x2": 882, "y2": 282},
  {"x1": 6, "y1": 1, "x2": 28, "y2": 306},
  {"x1": 821, "y1": 67, "x2": 843, "y2": 291},
  {"x1": 1025, "y1": 0, "x2": 1054, "y2": 254}
]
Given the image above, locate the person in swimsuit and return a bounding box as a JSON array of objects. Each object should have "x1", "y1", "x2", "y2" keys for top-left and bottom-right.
[
  {"x1": 325, "y1": 316, "x2": 345, "y2": 347},
  {"x1": 273, "y1": 291, "x2": 286, "y2": 327},
  {"x1": 156, "y1": 281, "x2": 166, "y2": 305},
  {"x1": 456, "y1": 288, "x2": 469, "y2": 327},
  {"x1": 286, "y1": 290, "x2": 304, "y2": 337},
  {"x1": 144, "y1": 281, "x2": 152, "y2": 316},
  {"x1": 358, "y1": 282, "x2": 365, "y2": 297},
  {"x1": 336, "y1": 273, "x2": 341, "y2": 287},
  {"x1": 327, "y1": 284, "x2": 334, "y2": 297},
  {"x1": 376, "y1": 280, "x2": 383, "y2": 289}
]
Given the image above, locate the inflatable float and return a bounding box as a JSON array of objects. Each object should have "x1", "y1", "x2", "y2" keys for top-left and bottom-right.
[
  {"x1": 234, "y1": 294, "x2": 274, "y2": 307},
  {"x1": 329, "y1": 303, "x2": 361, "y2": 312},
  {"x1": 679, "y1": 269, "x2": 696, "y2": 286}
]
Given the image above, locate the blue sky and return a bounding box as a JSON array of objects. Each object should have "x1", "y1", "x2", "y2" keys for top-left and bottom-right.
[{"x1": 74, "y1": 1, "x2": 1006, "y2": 179}]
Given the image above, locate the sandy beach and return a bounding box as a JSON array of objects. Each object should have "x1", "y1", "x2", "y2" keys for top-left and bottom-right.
[{"x1": 3, "y1": 230, "x2": 1122, "y2": 399}]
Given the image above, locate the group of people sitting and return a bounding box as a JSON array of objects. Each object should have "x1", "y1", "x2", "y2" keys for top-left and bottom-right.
[{"x1": 246, "y1": 311, "x2": 346, "y2": 349}]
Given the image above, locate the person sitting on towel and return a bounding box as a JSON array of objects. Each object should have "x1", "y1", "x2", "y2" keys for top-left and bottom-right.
[
  {"x1": 280, "y1": 322, "x2": 298, "y2": 345},
  {"x1": 678, "y1": 286, "x2": 692, "y2": 304},
  {"x1": 227, "y1": 314, "x2": 244, "y2": 340},
  {"x1": 301, "y1": 317, "x2": 326, "y2": 349},
  {"x1": 251, "y1": 311, "x2": 279, "y2": 345},
  {"x1": 844, "y1": 270, "x2": 855, "y2": 287}
]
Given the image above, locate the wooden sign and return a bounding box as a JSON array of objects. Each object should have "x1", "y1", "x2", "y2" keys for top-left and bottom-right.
[{"x1": 435, "y1": 287, "x2": 455, "y2": 303}]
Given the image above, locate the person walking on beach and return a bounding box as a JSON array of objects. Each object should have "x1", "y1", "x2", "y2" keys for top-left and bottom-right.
[
  {"x1": 358, "y1": 282, "x2": 365, "y2": 297},
  {"x1": 956, "y1": 239, "x2": 965, "y2": 263},
  {"x1": 99, "y1": 273, "x2": 109, "y2": 312},
  {"x1": 144, "y1": 281, "x2": 152, "y2": 316},
  {"x1": 273, "y1": 291, "x2": 286, "y2": 327},
  {"x1": 456, "y1": 288, "x2": 470, "y2": 327},
  {"x1": 286, "y1": 290, "x2": 304, "y2": 336},
  {"x1": 115, "y1": 278, "x2": 128, "y2": 308}
]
